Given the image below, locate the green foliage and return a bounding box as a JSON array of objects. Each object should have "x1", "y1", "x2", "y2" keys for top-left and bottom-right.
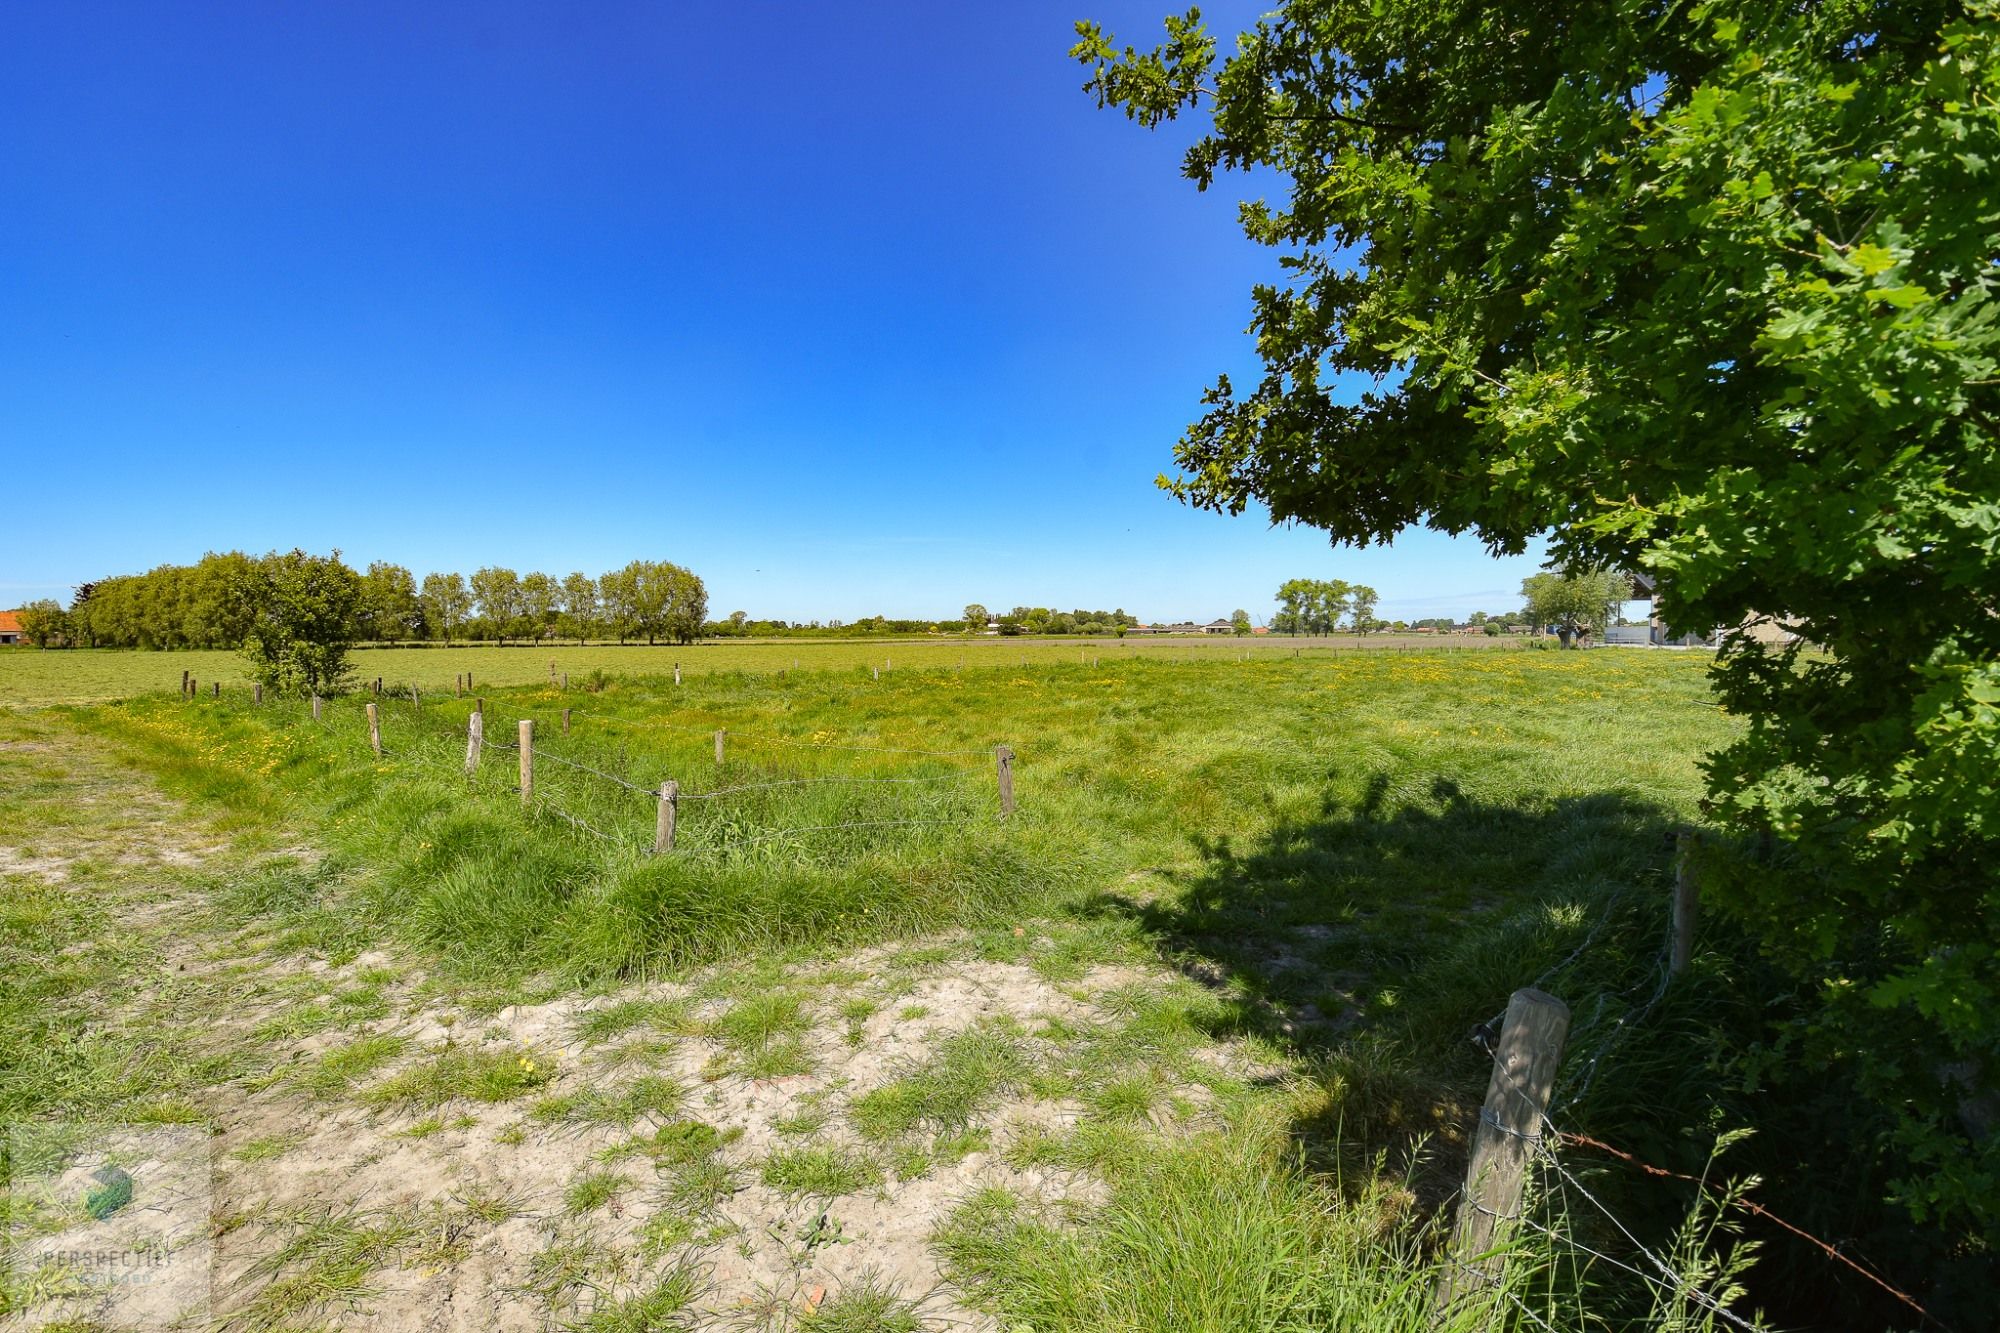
[
  {"x1": 1079, "y1": 0, "x2": 2000, "y2": 1232},
  {"x1": 419, "y1": 570, "x2": 472, "y2": 644},
  {"x1": 240, "y1": 549, "x2": 362, "y2": 698},
  {"x1": 599, "y1": 559, "x2": 707, "y2": 646},
  {"x1": 357, "y1": 561, "x2": 422, "y2": 643},
  {"x1": 1273, "y1": 578, "x2": 1350, "y2": 634},
  {"x1": 1521, "y1": 567, "x2": 1632, "y2": 647},
  {"x1": 12, "y1": 599, "x2": 69, "y2": 648}
]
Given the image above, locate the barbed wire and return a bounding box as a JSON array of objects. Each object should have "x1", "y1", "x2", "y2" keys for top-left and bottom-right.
[
  {"x1": 731, "y1": 815, "x2": 977, "y2": 848},
  {"x1": 1554, "y1": 1129, "x2": 1947, "y2": 1329},
  {"x1": 1467, "y1": 987, "x2": 1945, "y2": 1333},
  {"x1": 554, "y1": 709, "x2": 1003, "y2": 761},
  {"x1": 536, "y1": 797, "x2": 619, "y2": 845},
  {"x1": 677, "y1": 774, "x2": 965, "y2": 801},
  {"x1": 525, "y1": 744, "x2": 659, "y2": 798}
]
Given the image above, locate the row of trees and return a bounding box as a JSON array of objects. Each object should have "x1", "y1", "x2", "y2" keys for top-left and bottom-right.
[
  {"x1": 1272, "y1": 578, "x2": 1379, "y2": 635},
  {"x1": 24, "y1": 554, "x2": 708, "y2": 650}
]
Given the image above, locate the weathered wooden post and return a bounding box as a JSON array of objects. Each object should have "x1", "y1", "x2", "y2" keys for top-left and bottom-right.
[
  {"x1": 366, "y1": 702, "x2": 382, "y2": 757},
  {"x1": 996, "y1": 745, "x2": 1015, "y2": 818},
  {"x1": 1435, "y1": 988, "x2": 1570, "y2": 1313},
  {"x1": 374, "y1": 677, "x2": 382, "y2": 696},
  {"x1": 311, "y1": 694, "x2": 321, "y2": 722},
  {"x1": 519, "y1": 720, "x2": 534, "y2": 805},
  {"x1": 253, "y1": 682, "x2": 263, "y2": 705},
  {"x1": 465, "y1": 710, "x2": 484, "y2": 772},
  {"x1": 714, "y1": 729, "x2": 726, "y2": 765},
  {"x1": 873, "y1": 667, "x2": 879, "y2": 681},
  {"x1": 455, "y1": 673, "x2": 464, "y2": 697},
  {"x1": 562, "y1": 672, "x2": 569, "y2": 691},
  {"x1": 466, "y1": 670, "x2": 473, "y2": 691},
  {"x1": 180, "y1": 669, "x2": 190, "y2": 697},
  {"x1": 188, "y1": 676, "x2": 197, "y2": 698},
  {"x1": 654, "y1": 779, "x2": 679, "y2": 853},
  {"x1": 674, "y1": 663, "x2": 682, "y2": 685},
  {"x1": 1671, "y1": 832, "x2": 1698, "y2": 977},
  {"x1": 549, "y1": 660, "x2": 557, "y2": 685},
  {"x1": 212, "y1": 681, "x2": 219, "y2": 698},
  {"x1": 562, "y1": 708, "x2": 571, "y2": 736}
]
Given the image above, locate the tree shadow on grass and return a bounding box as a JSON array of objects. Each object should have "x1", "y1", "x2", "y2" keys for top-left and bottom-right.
[
  {"x1": 1081, "y1": 770, "x2": 1689, "y2": 1203},
  {"x1": 1077, "y1": 770, "x2": 1971, "y2": 1330}
]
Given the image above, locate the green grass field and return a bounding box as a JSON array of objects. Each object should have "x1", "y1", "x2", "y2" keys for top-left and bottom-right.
[
  {"x1": 0, "y1": 632, "x2": 1520, "y2": 705},
  {"x1": 7, "y1": 647, "x2": 1827, "y2": 1330}
]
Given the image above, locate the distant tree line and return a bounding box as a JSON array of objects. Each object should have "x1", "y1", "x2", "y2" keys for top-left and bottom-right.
[
  {"x1": 20, "y1": 553, "x2": 708, "y2": 650},
  {"x1": 696, "y1": 604, "x2": 1143, "y2": 639}
]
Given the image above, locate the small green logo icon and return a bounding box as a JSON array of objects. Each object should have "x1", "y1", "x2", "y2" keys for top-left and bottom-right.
[{"x1": 84, "y1": 1165, "x2": 133, "y2": 1220}]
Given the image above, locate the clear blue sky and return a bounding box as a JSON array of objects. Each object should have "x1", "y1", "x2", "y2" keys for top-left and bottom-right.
[{"x1": 1, "y1": 1, "x2": 1546, "y2": 625}]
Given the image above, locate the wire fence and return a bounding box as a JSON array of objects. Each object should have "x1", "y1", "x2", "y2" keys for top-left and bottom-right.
[
  {"x1": 1451, "y1": 923, "x2": 1948, "y2": 1333},
  {"x1": 233, "y1": 687, "x2": 1011, "y2": 861}
]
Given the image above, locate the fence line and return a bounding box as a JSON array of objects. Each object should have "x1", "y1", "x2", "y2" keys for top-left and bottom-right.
[
  {"x1": 677, "y1": 774, "x2": 962, "y2": 801},
  {"x1": 733, "y1": 815, "x2": 977, "y2": 848},
  {"x1": 259, "y1": 690, "x2": 1010, "y2": 860},
  {"x1": 1451, "y1": 976, "x2": 1945, "y2": 1333},
  {"x1": 1555, "y1": 1129, "x2": 1942, "y2": 1327}
]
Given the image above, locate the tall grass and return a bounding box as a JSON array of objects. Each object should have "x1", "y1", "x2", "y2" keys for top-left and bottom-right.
[{"x1": 71, "y1": 651, "x2": 1725, "y2": 988}]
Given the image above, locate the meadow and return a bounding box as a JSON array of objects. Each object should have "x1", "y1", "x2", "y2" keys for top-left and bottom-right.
[
  {"x1": 0, "y1": 631, "x2": 1516, "y2": 705},
  {"x1": 8, "y1": 647, "x2": 1889, "y2": 1330}
]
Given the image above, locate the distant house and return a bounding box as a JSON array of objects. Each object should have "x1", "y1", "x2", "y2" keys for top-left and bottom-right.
[
  {"x1": 1129, "y1": 621, "x2": 1202, "y2": 636},
  {"x1": 1201, "y1": 619, "x2": 1234, "y2": 635},
  {"x1": 0, "y1": 611, "x2": 21, "y2": 646},
  {"x1": 1627, "y1": 573, "x2": 1718, "y2": 646}
]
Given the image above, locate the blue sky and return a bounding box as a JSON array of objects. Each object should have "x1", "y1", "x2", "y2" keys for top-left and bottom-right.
[{"x1": 0, "y1": 1, "x2": 1545, "y2": 625}]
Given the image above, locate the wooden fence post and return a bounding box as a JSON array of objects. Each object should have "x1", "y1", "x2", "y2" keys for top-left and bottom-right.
[
  {"x1": 1435, "y1": 987, "x2": 1570, "y2": 1314},
  {"x1": 456, "y1": 673, "x2": 463, "y2": 697},
  {"x1": 1671, "y1": 833, "x2": 1698, "y2": 977},
  {"x1": 996, "y1": 745, "x2": 1015, "y2": 817},
  {"x1": 311, "y1": 694, "x2": 321, "y2": 722},
  {"x1": 714, "y1": 729, "x2": 726, "y2": 765},
  {"x1": 675, "y1": 663, "x2": 682, "y2": 686},
  {"x1": 562, "y1": 672, "x2": 569, "y2": 690},
  {"x1": 253, "y1": 683, "x2": 263, "y2": 705},
  {"x1": 467, "y1": 670, "x2": 473, "y2": 691},
  {"x1": 519, "y1": 720, "x2": 534, "y2": 806},
  {"x1": 189, "y1": 676, "x2": 197, "y2": 698},
  {"x1": 562, "y1": 708, "x2": 571, "y2": 736},
  {"x1": 465, "y1": 711, "x2": 484, "y2": 772},
  {"x1": 374, "y1": 677, "x2": 382, "y2": 696},
  {"x1": 212, "y1": 681, "x2": 219, "y2": 698},
  {"x1": 654, "y1": 780, "x2": 679, "y2": 853},
  {"x1": 549, "y1": 660, "x2": 557, "y2": 685},
  {"x1": 181, "y1": 669, "x2": 190, "y2": 697},
  {"x1": 366, "y1": 702, "x2": 382, "y2": 757}
]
